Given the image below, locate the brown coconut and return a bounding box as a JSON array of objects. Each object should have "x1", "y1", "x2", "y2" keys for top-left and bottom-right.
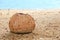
[{"x1": 9, "y1": 13, "x2": 35, "y2": 34}]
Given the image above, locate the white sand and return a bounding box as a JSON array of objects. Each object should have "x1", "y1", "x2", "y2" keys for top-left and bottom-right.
[{"x1": 0, "y1": 9, "x2": 60, "y2": 40}]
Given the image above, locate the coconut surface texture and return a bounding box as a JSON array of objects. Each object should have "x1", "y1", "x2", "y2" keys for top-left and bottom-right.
[{"x1": 9, "y1": 13, "x2": 35, "y2": 33}]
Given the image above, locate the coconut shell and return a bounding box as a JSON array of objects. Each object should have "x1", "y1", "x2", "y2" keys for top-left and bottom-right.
[{"x1": 9, "y1": 13, "x2": 35, "y2": 34}]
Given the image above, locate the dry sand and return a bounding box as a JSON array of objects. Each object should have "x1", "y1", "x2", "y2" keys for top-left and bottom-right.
[{"x1": 0, "y1": 9, "x2": 60, "y2": 40}]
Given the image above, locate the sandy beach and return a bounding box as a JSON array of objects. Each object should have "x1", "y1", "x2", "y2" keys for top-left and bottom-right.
[{"x1": 0, "y1": 9, "x2": 60, "y2": 40}]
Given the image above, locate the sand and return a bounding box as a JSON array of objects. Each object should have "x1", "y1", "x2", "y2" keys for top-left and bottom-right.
[{"x1": 0, "y1": 9, "x2": 60, "y2": 40}]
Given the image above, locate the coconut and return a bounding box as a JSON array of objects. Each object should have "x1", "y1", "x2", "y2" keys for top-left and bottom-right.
[{"x1": 9, "y1": 13, "x2": 35, "y2": 34}]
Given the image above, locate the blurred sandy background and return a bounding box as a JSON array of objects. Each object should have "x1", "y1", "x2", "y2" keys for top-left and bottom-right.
[{"x1": 0, "y1": 9, "x2": 60, "y2": 40}]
